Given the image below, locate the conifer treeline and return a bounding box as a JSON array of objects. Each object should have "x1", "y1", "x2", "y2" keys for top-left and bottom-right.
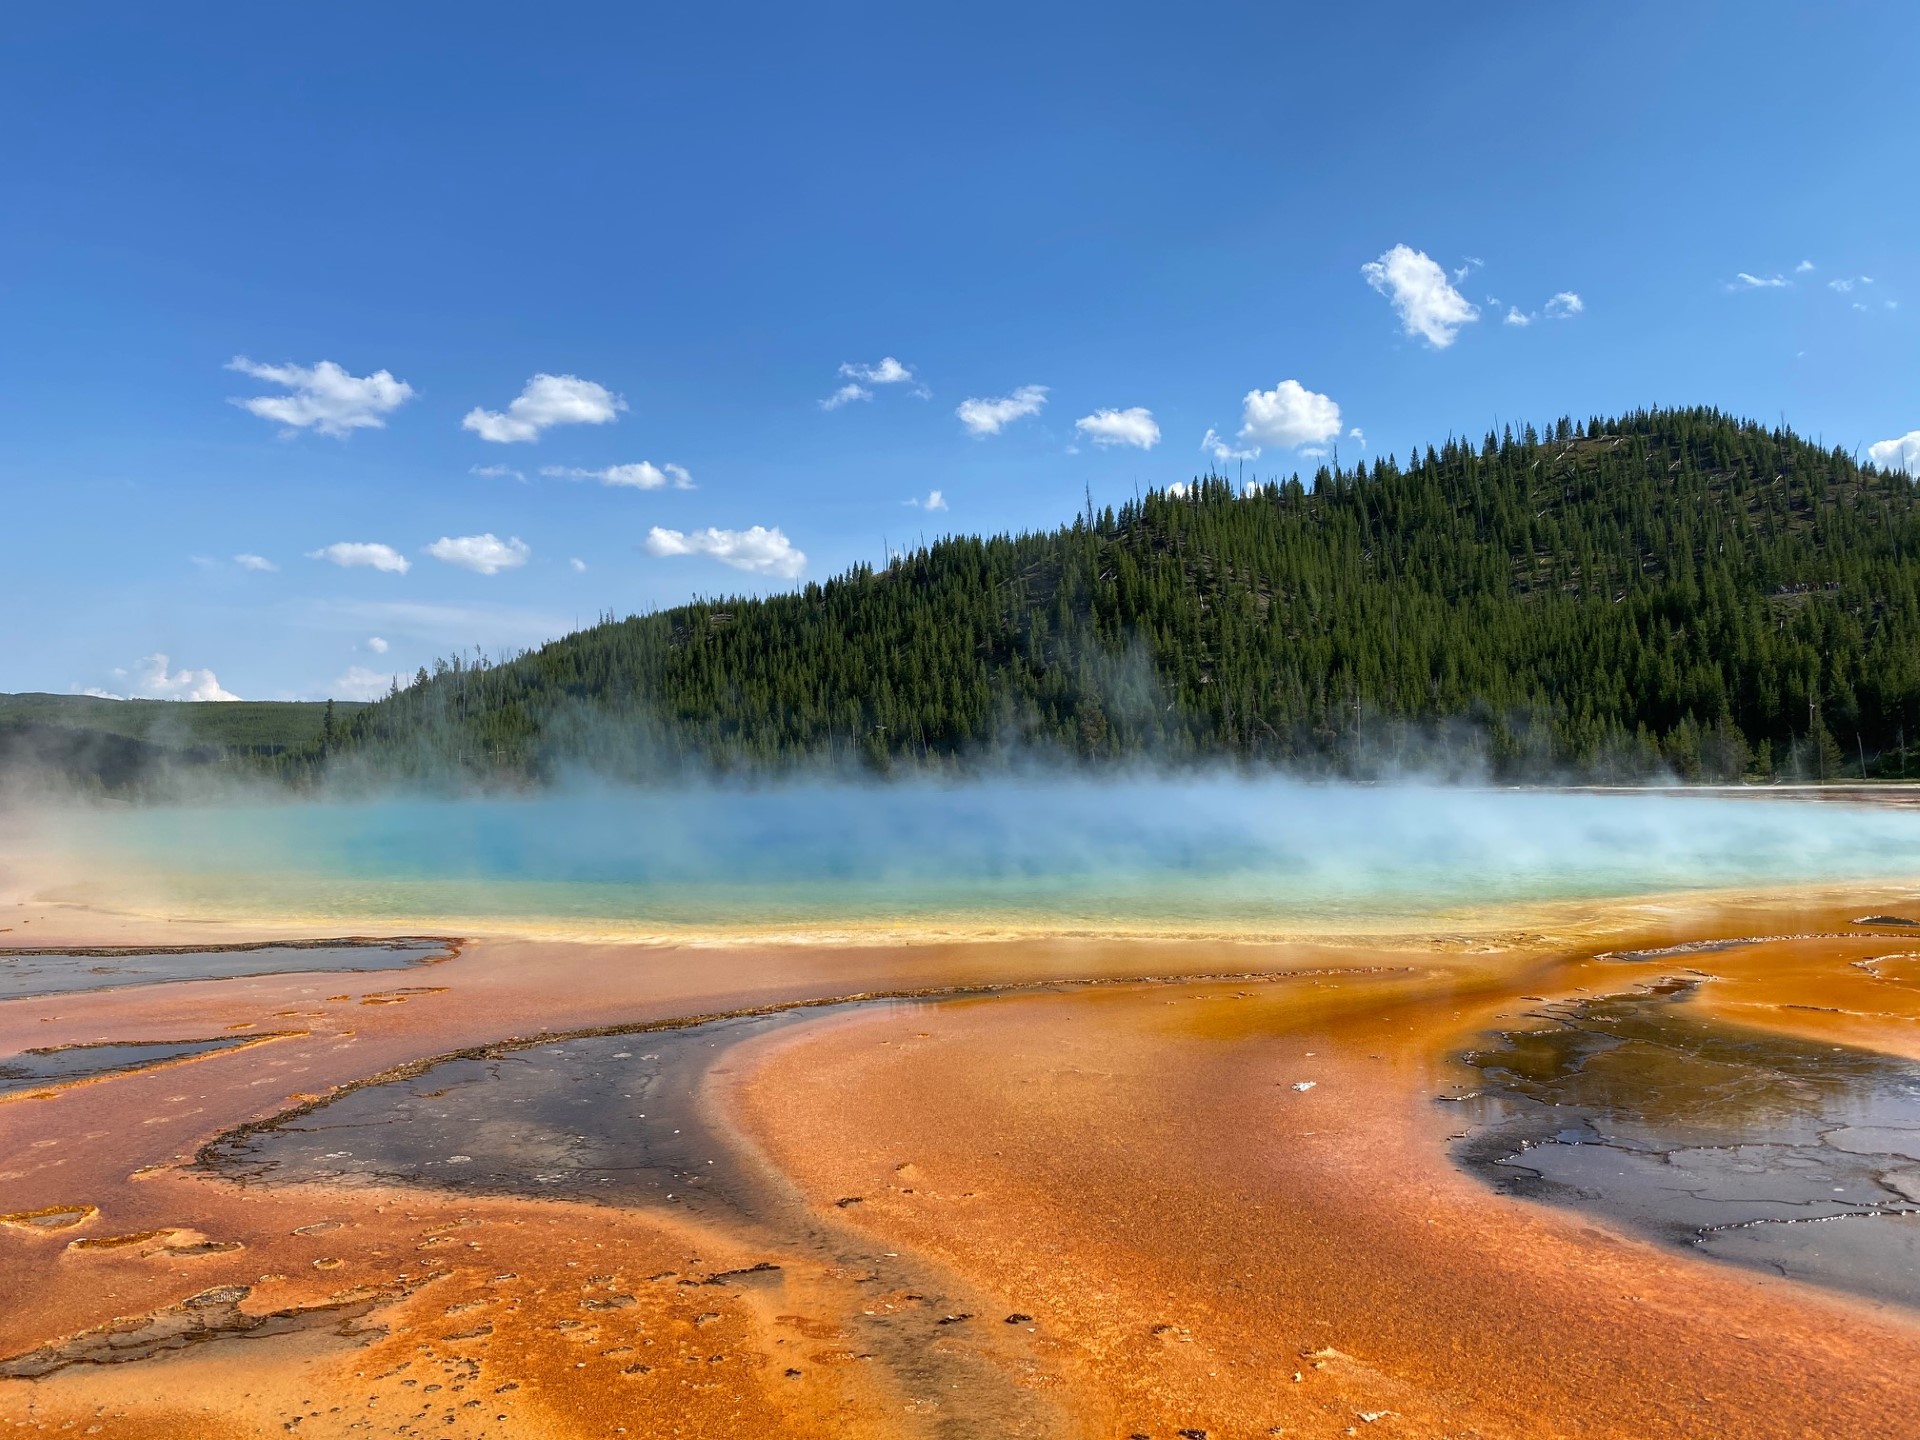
[{"x1": 310, "y1": 408, "x2": 1920, "y2": 783}]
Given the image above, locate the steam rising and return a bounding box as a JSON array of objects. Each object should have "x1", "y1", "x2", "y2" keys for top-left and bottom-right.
[{"x1": 11, "y1": 776, "x2": 1920, "y2": 935}]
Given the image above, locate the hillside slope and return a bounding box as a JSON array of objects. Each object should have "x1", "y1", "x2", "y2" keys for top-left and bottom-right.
[
  {"x1": 317, "y1": 407, "x2": 1920, "y2": 783},
  {"x1": 0, "y1": 695, "x2": 363, "y2": 791}
]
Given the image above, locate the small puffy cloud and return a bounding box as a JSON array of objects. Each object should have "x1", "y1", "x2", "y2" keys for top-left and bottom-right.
[
  {"x1": 1830, "y1": 278, "x2": 1856, "y2": 294},
  {"x1": 1075, "y1": 406, "x2": 1161, "y2": 450},
  {"x1": 366, "y1": 636, "x2": 390, "y2": 654},
  {"x1": 569, "y1": 557, "x2": 588, "y2": 573},
  {"x1": 645, "y1": 524, "x2": 805, "y2": 579},
  {"x1": 309, "y1": 541, "x2": 410, "y2": 574},
  {"x1": 541, "y1": 461, "x2": 694, "y2": 490},
  {"x1": 839, "y1": 356, "x2": 915, "y2": 385},
  {"x1": 1869, "y1": 431, "x2": 1920, "y2": 475},
  {"x1": 1796, "y1": 259, "x2": 1816, "y2": 273},
  {"x1": 1238, "y1": 379, "x2": 1342, "y2": 450},
  {"x1": 905, "y1": 489, "x2": 948, "y2": 511},
  {"x1": 426, "y1": 533, "x2": 531, "y2": 575},
  {"x1": 829, "y1": 356, "x2": 928, "y2": 405},
  {"x1": 820, "y1": 382, "x2": 870, "y2": 411},
  {"x1": 1544, "y1": 291, "x2": 1584, "y2": 319},
  {"x1": 227, "y1": 357, "x2": 414, "y2": 438},
  {"x1": 1730, "y1": 271, "x2": 1790, "y2": 290},
  {"x1": 463, "y1": 373, "x2": 626, "y2": 444},
  {"x1": 130, "y1": 653, "x2": 240, "y2": 702},
  {"x1": 332, "y1": 665, "x2": 400, "y2": 701},
  {"x1": 471, "y1": 463, "x2": 526, "y2": 481},
  {"x1": 1201, "y1": 427, "x2": 1259, "y2": 463},
  {"x1": 1349, "y1": 427, "x2": 1367, "y2": 448},
  {"x1": 1451, "y1": 256, "x2": 1484, "y2": 284},
  {"x1": 1166, "y1": 481, "x2": 1191, "y2": 499},
  {"x1": 233, "y1": 553, "x2": 278, "y2": 572},
  {"x1": 956, "y1": 384, "x2": 1047, "y2": 437},
  {"x1": 1361, "y1": 245, "x2": 1480, "y2": 348},
  {"x1": 1504, "y1": 307, "x2": 1532, "y2": 327}
]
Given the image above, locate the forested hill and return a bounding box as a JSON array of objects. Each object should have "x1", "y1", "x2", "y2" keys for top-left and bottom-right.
[{"x1": 318, "y1": 407, "x2": 1920, "y2": 784}]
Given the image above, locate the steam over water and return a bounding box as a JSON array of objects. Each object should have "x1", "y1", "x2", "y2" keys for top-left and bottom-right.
[{"x1": 19, "y1": 778, "x2": 1920, "y2": 932}]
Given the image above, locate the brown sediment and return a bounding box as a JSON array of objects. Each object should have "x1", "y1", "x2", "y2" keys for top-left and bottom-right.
[
  {"x1": 721, "y1": 932, "x2": 1920, "y2": 1439},
  {"x1": 6, "y1": 887, "x2": 1920, "y2": 1435},
  {"x1": 0, "y1": 1204, "x2": 98, "y2": 1233},
  {"x1": 0, "y1": 1031, "x2": 306, "y2": 1105}
]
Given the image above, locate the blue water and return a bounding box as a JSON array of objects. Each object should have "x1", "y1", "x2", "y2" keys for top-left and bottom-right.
[{"x1": 30, "y1": 778, "x2": 1920, "y2": 932}]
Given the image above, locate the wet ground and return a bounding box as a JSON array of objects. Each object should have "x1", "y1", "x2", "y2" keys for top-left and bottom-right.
[
  {"x1": 0, "y1": 939, "x2": 451, "y2": 999},
  {"x1": 200, "y1": 999, "x2": 1071, "y2": 1438},
  {"x1": 0, "y1": 1036, "x2": 270, "y2": 1097},
  {"x1": 200, "y1": 1008, "x2": 869, "y2": 1212},
  {"x1": 9, "y1": 892, "x2": 1920, "y2": 1438},
  {"x1": 1456, "y1": 977, "x2": 1920, "y2": 1308}
]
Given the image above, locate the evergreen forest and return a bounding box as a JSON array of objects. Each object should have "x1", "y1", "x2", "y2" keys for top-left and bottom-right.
[{"x1": 29, "y1": 407, "x2": 1920, "y2": 790}]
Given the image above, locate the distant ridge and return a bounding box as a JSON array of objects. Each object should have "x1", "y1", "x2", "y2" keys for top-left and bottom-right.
[
  {"x1": 51, "y1": 407, "x2": 1920, "y2": 789},
  {"x1": 0, "y1": 695, "x2": 361, "y2": 791}
]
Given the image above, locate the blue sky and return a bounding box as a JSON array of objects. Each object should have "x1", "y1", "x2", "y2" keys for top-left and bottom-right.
[{"x1": 2, "y1": 1, "x2": 1915, "y2": 702}]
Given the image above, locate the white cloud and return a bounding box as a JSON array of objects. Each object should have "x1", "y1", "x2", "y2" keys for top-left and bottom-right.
[
  {"x1": 1349, "y1": 427, "x2": 1367, "y2": 448},
  {"x1": 462, "y1": 374, "x2": 626, "y2": 444},
  {"x1": 1201, "y1": 427, "x2": 1259, "y2": 463},
  {"x1": 1505, "y1": 290, "x2": 1584, "y2": 327},
  {"x1": 541, "y1": 461, "x2": 694, "y2": 490},
  {"x1": 233, "y1": 553, "x2": 278, "y2": 572},
  {"x1": 128, "y1": 653, "x2": 240, "y2": 702},
  {"x1": 471, "y1": 463, "x2": 526, "y2": 481},
  {"x1": 226, "y1": 357, "x2": 414, "y2": 438},
  {"x1": 1730, "y1": 272, "x2": 1790, "y2": 289},
  {"x1": 1869, "y1": 431, "x2": 1920, "y2": 475},
  {"x1": 308, "y1": 541, "x2": 410, "y2": 574},
  {"x1": 1796, "y1": 259, "x2": 1816, "y2": 273},
  {"x1": 331, "y1": 665, "x2": 399, "y2": 701},
  {"x1": 1074, "y1": 406, "x2": 1161, "y2": 450},
  {"x1": 1166, "y1": 481, "x2": 1191, "y2": 499},
  {"x1": 829, "y1": 356, "x2": 929, "y2": 404},
  {"x1": 839, "y1": 357, "x2": 915, "y2": 385},
  {"x1": 820, "y1": 382, "x2": 871, "y2": 411},
  {"x1": 1361, "y1": 245, "x2": 1480, "y2": 348},
  {"x1": 1451, "y1": 256, "x2": 1484, "y2": 284},
  {"x1": 956, "y1": 384, "x2": 1047, "y2": 437},
  {"x1": 365, "y1": 635, "x2": 390, "y2": 654},
  {"x1": 1830, "y1": 278, "x2": 1856, "y2": 294},
  {"x1": 645, "y1": 525, "x2": 806, "y2": 579},
  {"x1": 1238, "y1": 379, "x2": 1342, "y2": 450},
  {"x1": 426, "y1": 533, "x2": 531, "y2": 575},
  {"x1": 569, "y1": 557, "x2": 588, "y2": 573},
  {"x1": 905, "y1": 489, "x2": 948, "y2": 511}
]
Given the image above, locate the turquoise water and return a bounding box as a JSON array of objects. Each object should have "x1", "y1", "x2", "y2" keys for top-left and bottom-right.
[{"x1": 25, "y1": 778, "x2": 1920, "y2": 933}]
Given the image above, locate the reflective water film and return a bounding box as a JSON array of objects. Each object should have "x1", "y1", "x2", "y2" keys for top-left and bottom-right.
[{"x1": 1457, "y1": 979, "x2": 1920, "y2": 1308}]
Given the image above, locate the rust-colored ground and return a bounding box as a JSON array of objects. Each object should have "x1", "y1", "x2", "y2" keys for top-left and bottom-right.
[{"x1": 5, "y1": 885, "x2": 1920, "y2": 1437}]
